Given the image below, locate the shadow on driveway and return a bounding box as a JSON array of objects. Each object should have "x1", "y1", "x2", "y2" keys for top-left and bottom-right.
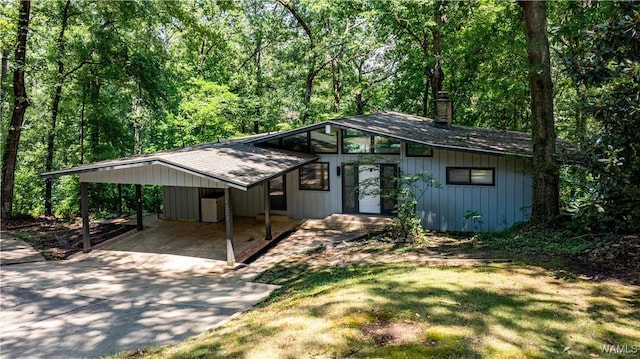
[{"x1": 0, "y1": 254, "x2": 278, "y2": 359}]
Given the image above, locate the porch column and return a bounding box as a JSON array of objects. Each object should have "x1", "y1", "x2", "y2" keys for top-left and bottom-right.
[
  {"x1": 264, "y1": 181, "x2": 272, "y2": 240},
  {"x1": 135, "y1": 184, "x2": 143, "y2": 231},
  {"x1": 80, "y1": 182, "x2": 90, "y2": 252},
  {"x1": 224, "y1": 187, "x2": 235, "y2": 266}
]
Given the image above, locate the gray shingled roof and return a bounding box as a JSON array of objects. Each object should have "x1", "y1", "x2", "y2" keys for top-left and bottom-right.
[
  {"x1": 42, "y1": 140, "x2": 318, "y2": 190},
  {"x1": 246, "y1": 111, "x2": 578, "y2": 159},
  {"x1": 330, "y1": 111, "x2": 534, "y2": 156}
]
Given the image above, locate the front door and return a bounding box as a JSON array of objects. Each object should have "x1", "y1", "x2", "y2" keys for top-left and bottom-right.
[{"x1": 342, "y1": 163, "x2": 397, "y2": 215}]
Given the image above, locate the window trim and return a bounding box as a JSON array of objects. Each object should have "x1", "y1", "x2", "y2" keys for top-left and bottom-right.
[
  {"x1": 373, "y1": 136, "x2": 401, "y2": 155},
  {"x1": 405, "y1": 142, "x2": 434, "y2": 157},
  {"x1": 341, "y1": 129, "x2": 403, "y2": 155},
  {"x1": 299, "y1": 162, "x2": 331, "y2": 191},
  {"x1": 446, "y1": 167, "x2": 495, "y2": 186},
  {"x1": 310, "y1": 128, "x2": 338, "y2": 154},
  {"x1": 341, "y1": 129, "x2": 372, "y2": 154}
]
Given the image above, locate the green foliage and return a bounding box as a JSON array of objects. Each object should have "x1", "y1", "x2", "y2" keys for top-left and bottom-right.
[
  {"x1": 389, "y1": 170, "x2": 440, "y2": 243},
  {"x1": 1, "y1": 0, "x2": 636, "y2": 227},
  {"x1": 475, "y1": 223, "x2": 610, "y2": 256},
  {"x1": 559, "y1": 2, "x2": 640, "y2": 233},
  {"x1": 166, "y1": 78, "x2": 240, "y2": 147},
  {"x1": 463, "y1": 210, "x2": 484, "y2": 232}
]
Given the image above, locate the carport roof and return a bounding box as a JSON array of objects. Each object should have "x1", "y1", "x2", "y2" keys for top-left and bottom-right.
[{"x1": 41, "y1": 140, "x2": 318, "y2": 190}]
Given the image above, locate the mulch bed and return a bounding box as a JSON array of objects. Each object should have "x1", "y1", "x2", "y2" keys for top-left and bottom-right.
[{"x1": 3, "y1": 216, "x2": 136, "y2": 260}]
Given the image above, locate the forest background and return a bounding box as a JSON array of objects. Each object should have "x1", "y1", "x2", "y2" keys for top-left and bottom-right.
[{"x1": 0, "y1": 0, "x2": 638, "y2": 233}]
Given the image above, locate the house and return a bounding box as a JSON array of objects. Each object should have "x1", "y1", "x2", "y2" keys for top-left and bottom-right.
[{"x1": 43, "y1": 110, "x2": 549, "y2": 264}]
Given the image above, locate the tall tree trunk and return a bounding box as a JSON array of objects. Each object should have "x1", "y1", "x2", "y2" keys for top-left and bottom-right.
[
  {"x1": 302, "y1": 63, "x2": 315, "y2": 124},
  {"x1": 431, "y1": 0, "x2": 445, "y2": 114},
  {"x1": 89, "y1": 78, "x2": 101, "y2": 161},
  {"x1": 45, "y1": 0, "x2": 72, "y2": 216},
  {"x1": 0, "y1": 49, "x2": 9, "y2": 123},
  {"x1": 421, "y1": 34, "x2": 431, "y2": 118},
  {"x1": 1, "y1": 0, "x2": 31, "y2": 219},
  {"x1": 278, "y1": 0, "x2": 315, "y2": 124},
  {"x1": 520, "y1": 0, "x2": 559, "y2": 222},
  {"x1": 79, "y1": 83, "x2": 86, "y2": 164},
  {"x1": 253, "y1": 32, "x2": 262, "y2": 134},
  {"x1": 331, "y1": 58, "x2": 342, "y2": 113}
]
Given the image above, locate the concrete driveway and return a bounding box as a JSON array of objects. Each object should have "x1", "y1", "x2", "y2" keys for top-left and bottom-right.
[{"x1": 0, "y1": 249, "x2": 278, "y2": 359}]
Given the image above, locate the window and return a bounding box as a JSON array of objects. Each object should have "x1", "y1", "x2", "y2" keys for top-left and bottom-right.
[
  {"x1": 270, "y1": 176, "x2": 287, "y2": 210},
  {"x1": 342, "y1": 129, "x2": 401, "y2": 155},
  {"x1": 374, "y1": 136, "x2": 401, "y2": 154},
  {"x1": 342, "y1": 129, "x2": 371, "y2": 153},
  {"x1": 299, "y1": 162, "x2": 330, "y2": 191},
  {"x1": 406, "y1": 142, "x2": 433, "y2": 157},
  {"x1": 310, "y1": 128, "x2": 338, "y2": 153},
  {"x1": 282, "y1": 133, "x2": 308, "y2": 152},
  {"x1": 446, "y1": 167, "x2": 495, "y2": 186}
]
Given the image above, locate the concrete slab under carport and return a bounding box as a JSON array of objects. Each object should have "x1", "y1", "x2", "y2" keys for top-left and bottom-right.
[{"x1": 100, "y1": 215, "x2": 300, "y2": 265}]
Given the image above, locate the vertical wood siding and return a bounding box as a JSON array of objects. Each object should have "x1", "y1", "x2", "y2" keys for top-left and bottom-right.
[
  {"x1": 150, "y1": 149, "x2": 532, "y2": 232},
  {"x1": 162, "y1": 186, "x2": 227, "y2": 221},
  {"x1": 78, "y1": 164, "x2": 227, "y2": 188},
  {"x1": 283, "y1": 149, "x2": 532, "y2": 232}
]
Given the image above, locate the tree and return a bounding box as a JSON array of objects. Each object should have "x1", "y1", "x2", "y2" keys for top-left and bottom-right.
[
  {"x1": 1, "y1": 0, "x2": 31, "y2": 219},
  {"x1": 519, "y1": 0, "x2": 559, "y2": 222}
]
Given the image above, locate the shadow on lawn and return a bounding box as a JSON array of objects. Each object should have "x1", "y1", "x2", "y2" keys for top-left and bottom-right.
[{"x1": 172, "y1": 262, "x2": 639, "y2": 358}]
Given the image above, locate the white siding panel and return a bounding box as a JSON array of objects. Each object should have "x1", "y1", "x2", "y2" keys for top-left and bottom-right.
[{"x1": 78, "y1": 164, "x2": 228, "y2": 188}]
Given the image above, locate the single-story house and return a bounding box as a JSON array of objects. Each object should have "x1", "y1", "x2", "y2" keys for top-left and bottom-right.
[{"x1": 43, "y1": 110, "x2": 567, "y2": 264}]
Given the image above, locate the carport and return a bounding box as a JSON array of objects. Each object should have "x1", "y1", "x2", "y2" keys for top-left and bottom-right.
[{"x1": 42, "y1": 140, "x2": 318, "y2": 266}]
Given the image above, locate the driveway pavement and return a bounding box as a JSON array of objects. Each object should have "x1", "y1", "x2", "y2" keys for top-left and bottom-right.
[{"x1": 0, "y1": 250, "x2": 278, "y2": 359}]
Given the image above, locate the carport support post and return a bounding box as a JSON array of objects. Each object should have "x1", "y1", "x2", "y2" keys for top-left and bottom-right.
[
  {"x1": 80, "y1": 182, "x2": 90, "y2": 252},
  {"x1": 224, "y1": 187, "x2": 235, "y2": 266},
  {"x1": 135, "y1": 184, "x2": 143, "y2": 231},
  {"x1": 264, "y1": 181, "x2": 272, "y2": 240}
]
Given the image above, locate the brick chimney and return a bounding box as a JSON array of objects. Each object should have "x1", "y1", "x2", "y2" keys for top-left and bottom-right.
[{"x1": 435, "y1": 91, "x2": 452, "y2": 127}]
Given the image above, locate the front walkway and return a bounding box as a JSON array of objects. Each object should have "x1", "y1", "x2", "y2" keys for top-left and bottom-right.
[{"x1": 0, "y1": 235, "x2": 45, "y2": 265}]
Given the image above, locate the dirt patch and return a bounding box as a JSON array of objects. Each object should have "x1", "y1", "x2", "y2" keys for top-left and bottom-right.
[
  {"x1": 361, "y1": 321, "x2": 425, "y2": 347},
  {"x1": 3, "y1": 217, "x2": 135, "y2": 260}
]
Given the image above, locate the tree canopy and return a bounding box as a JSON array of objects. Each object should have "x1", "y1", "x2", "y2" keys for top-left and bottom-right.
[{"x1": 0, "y1": 0, "x2": 637, "y2": 232}]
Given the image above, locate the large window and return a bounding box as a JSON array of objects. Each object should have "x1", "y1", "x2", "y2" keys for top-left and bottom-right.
[
  {"x1": 446, "y1": 168, "x2": 495, "y2": 186},
  {"x1": 342, "y1": 129, "x2": 401, "y2": 154},
  {"x1": 310, "y1": 128, "x2": 338, "y2": 153},
  {"x1": 406, "y1": 142, "x2": 433, "y2": 157},
  {"x1": 342, "y1": 129, "x2": 371, "y2": 153},
  {"x1": 374, "y1": 136, "x2": 401, "y2": 154},
  {"x1": 282, "y1": 133, "x2": 308, "y2": 152},
  {"x1": 299, "y1": 162, "x2": 330, "y2": 191}
]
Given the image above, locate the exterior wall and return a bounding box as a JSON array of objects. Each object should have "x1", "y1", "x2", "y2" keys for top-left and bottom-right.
[
  {"x1": 162, "y1": 187, "x2": 227, "y2": 221},
  {"x1": 158, "y1": 148, "x2": 532, "y2": 232},
  {"x1": 405, "y1": 150, "x2": 532, "y2": 232},
  {"x1": 284, "y1": 149, "x2": 532, "y2": 232},
  {"x1": 79, "y1": 164, "x2": 227, "y2": 188}
]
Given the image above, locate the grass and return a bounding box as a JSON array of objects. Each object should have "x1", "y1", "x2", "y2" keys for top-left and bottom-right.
[
  {"x1": 474, "y1": 223, "x2": 615, "y2": 256},
  {"x1": 111, "y1": 261, "x2": 640, "y2": 359}
]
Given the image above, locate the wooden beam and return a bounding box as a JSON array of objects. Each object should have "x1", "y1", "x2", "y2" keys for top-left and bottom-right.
[
  {"x1": 135, "y1": 184, "x2": 143, "y2": 231},
  {"x1": 264, "y1": 181, "x2": 272, "y2": 240},
  {"x1": 80, "y1": 182, "x2": 90, "y2": 252},
  {"x1": 224, "y1": 187, "x2": 235, "y2": 266}
]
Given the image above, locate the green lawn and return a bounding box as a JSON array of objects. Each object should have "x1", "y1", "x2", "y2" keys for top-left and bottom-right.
[{"x1": 114, "y1": 260, "x2": 640, "y2": 359}]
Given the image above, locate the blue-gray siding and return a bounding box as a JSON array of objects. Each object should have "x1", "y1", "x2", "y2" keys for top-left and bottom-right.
[{"x1": 162, "y1": 147, "x2": 533, "y2": 232}]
